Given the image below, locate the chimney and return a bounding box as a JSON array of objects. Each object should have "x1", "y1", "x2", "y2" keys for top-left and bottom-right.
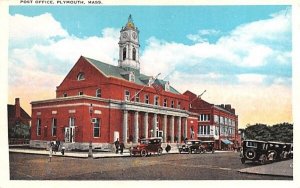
[
  {"x1": 225, "y1": 104, "x2": 231, "y2": 111},
  {"x1": 15, "y1": 98, "x2": 21, "y2": 118}
]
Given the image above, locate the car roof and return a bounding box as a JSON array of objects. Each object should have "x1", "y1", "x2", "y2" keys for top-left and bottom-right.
[
  {"x1": 141, "y1": 137, "x2": 162, "y2": 141},
  {"x1": 243, "y1": 140, "x2": 266, "y2": 143}
]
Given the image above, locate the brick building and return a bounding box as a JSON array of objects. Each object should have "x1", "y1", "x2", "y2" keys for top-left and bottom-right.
[
  {"x1": 8, "y1": 98, "x2": 31, "y2": 142},
  {"x1": 30, "y1": 15, "x2": 198, "y2": 150},
  {"x1": 183, "y1": 90, "x2": 239, "y2": 150}
]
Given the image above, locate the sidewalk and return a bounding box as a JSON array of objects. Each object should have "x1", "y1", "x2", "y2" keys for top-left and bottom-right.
[
  {"x1": 239, "y1": 159, "x2": 293, "y2": 177},
  {"x1": 9, "y1": 147, "x2": 229, "y2": 158}
]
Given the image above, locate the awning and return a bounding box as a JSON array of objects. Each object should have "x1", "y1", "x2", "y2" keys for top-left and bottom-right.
[{"x1": 221, "y1": 139, "x2": 233, "y2": 145}]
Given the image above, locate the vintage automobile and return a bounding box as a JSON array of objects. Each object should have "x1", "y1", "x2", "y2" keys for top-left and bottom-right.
[
  {"x1": 201, "y1": 141, "x2": 215, "y2": 153},
  {"x1": 129, "y1": 137, "x2": 163, "y2": 157},
  {"x1": 240, "y1": 140, "x2": 270, "y2": 164},
  {"x1": 178, "y1": 139, "x2": 202, "y2": 154},
  {"x1": 268, "y1": 141, "x2": 293, "y2": 161}
]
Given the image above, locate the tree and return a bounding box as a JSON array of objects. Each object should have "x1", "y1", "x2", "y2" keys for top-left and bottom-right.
[{"x1": 244, "y1": 123, "x2": 293, "y2": 143}]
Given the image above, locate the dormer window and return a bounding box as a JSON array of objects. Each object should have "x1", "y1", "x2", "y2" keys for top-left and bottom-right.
[
  {"x1": 77, "y1": 72, "x2": 85, "y2": 81},
  {"x1": 129, "y1": 72, "x2": 135, "y2": 82},
  {"x1": 165, "y1": 81, "x2": 170, "y2": 91}
]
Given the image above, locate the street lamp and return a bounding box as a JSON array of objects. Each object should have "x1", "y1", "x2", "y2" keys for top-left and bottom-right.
[{"x1": 88, "y1": 104, "x2": 93, "y2": 158}]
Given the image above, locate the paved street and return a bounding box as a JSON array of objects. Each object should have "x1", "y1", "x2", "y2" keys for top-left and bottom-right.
[{"x1": 9, "y1": 151, "x2": 292, "y2": 180}]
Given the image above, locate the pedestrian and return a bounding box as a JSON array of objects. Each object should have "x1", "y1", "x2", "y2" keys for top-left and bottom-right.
[
  {"x1": 61, "y1": 145, "x2": 65, "y2": 156},
  {"x1": 114, "y1": 138, "x2": 119, "y2": 154},
  {"x1": 49, "y1": 142, "x2": 53, "y2": 162},
  {"x1": 119, "y1": 142, "x2": 125, "y2": 154}
]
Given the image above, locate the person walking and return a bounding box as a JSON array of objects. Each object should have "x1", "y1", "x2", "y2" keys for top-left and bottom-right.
[
  {"x1": 119, "y1": 142, "x2": 125, "y2": 154},
  {"x1": 49, "y1": 142, "x2": 53, "y2": 162},
  {"x1": 114, "y1": 138, "x2": 120, "y2": 154}
]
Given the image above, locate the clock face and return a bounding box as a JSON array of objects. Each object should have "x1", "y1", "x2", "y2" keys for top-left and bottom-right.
[
  {"x1": 132, "y1": 32, "x2": 137, "y2": 39},
  {"x1": 122, "y1": 32, "x2": 128, "y2": 39}
]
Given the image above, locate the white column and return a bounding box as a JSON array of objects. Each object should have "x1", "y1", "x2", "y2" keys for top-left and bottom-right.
[
  {"x1": 170, "y1": 116, "x2": 174, "y2": 143},
  {"x1": 122, "y1": 110, "x2": 128, "y2": 144},
  {"x1": 144, "y1": 113, "x2": 148, "y2": 138},
  {"x1": 184, "y1": 118, "x2": 188, "y2": 139},
  {"x1": 177, "y1": 117, "x2": 182, "y2": 143},
  {"x1": 163, "y1": 115, "x2": 167, "y2": 142},
  {"x1": 134, "y1": 111, "x2": 139, "y2": 143},
  {"x1": 152, "y1": 113, "x2": 157, "y2": 137}
]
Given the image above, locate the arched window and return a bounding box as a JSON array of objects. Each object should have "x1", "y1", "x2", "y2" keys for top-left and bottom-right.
[
  {"x1": 132, "y1": 47, "x2": 136, "y2": 60},
  {"x1": 123, "y1": 47, "x2": 127, "y2": 60},
  {"x1": 77, "y1": 72, "x2": 85, "y2": 81},
  {"x1": 96, "y1": 89, "x2": 101, "y2": 98}
]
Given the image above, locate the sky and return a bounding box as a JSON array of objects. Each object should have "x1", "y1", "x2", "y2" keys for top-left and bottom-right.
[{"x1": 8, "y1": 5, "x2": 292, "y2": 128}]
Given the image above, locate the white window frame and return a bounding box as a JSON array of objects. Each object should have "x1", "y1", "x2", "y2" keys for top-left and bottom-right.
[
  {"x1": 163, "y1": 98, "x2": 167, "y2": 107},
  {"x1": 77, "y1": 72, "x2": 85, "y2": 81},
  {"x1": 51, "y1": 118, "x2": 57, "y2": 137},
  {"x1": 144, "y1": 94, "x2": 149, "y2": 104},
  {"x1": 36, "y1": 118, "x2": 41, "y2": 136},
  {"x1": 96, "y1": 88, "x2": 101, "y2": 98},
  {"x1": 125, "y1": 90, "x2": 130, "y2": 101},
  {"x1": 93, "y1": 118, "x2": 100, "y2": 138},
  {"x1": 154, "y1": 95, "x2": 159, "y2": 106}
]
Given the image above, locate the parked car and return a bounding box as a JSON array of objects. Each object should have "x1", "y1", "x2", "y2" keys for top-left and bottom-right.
[
  {"x1": 240, "y1": 140, "x2": 270, "y2": 164},
  {"x1": 129, "y1": 137, "x2": 163, "y2": 157},
  {"x1": 267, "y1": 141, "x2": 293, "y2": 161},
  {"x1": 201, "y1": 141, "x2": 215, "y2": 153},
  {"x1": 178, "y1": 139, "x2": 202, "y2": 154}
]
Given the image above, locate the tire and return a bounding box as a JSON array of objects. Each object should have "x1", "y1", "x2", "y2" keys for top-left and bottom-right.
[
  {"x1": 140, "y1": 149, "x2": 147, "y2": 157},
  {"x1": 212, "y1": 149, "x2": 215, "y2": 154},
  {"x1": 245, "y1": 149, "x2": 256, "y2": 160},
  {"x1": 130, "y1": 150, "x2": 133, "y2": 157},
  {"x1": 188, "y1": 148, "x2": 192, "y2": 154},
  {"x1": 157, "y1": 148, "x2": 163, "y2": 156},
  {"x1": 259, "y1": 154, "x2": 267, "y2": 165},
  {"x1": 179, "y1": 149, "x2": 182, "y2": 154},
  {"x1": 241, "y1": 158, "x2": 245, "y2": 164}
]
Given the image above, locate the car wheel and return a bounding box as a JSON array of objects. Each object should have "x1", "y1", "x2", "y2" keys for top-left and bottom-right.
[
  {"x1": 241, "y1": 158, "x2": 245, "y2": 164},
  {"x1": 260, "y1": 154, "x2": 267, "y2": 165},
  {"x1": 188, "y1": 148, "x2": 192, "y2": 154},
  {"x1": 212, "y1": 149, "x2": 215, "y2": 154},
  {"x1": 158, "y1": 148, "x2": 163, "y2": 156},
  {"x1": 245, "y1": 149, "x2": 256, "y2": 160},
  {"x1": 179, "y1": 149, "x2": 182, "y2": 154},
  {"x1": 140, "y1": 149, "x2": 147, "y2": 157}
]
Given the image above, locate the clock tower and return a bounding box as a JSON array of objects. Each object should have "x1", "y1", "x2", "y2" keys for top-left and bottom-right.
[{"x1": 118, "y1": 15, "x2": 140, "y2": 73}]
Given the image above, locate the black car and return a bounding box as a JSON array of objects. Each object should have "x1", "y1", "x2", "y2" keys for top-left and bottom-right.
[
  {"x1": 240, "y1": 140, "x2": 270, "y2": 164},
  {"x1": 201, "y1": 141, "x2": 215, "y2": 153},
  {"x1": 178, "y1": 139, "x2": 202, "y2": 154},
  {"x1": 267, "y1": 141, "x2": 293, "y2": 161}
]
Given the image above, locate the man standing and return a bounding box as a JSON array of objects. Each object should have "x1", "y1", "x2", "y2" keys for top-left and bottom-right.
[{"x1": 114, "y1": 138, "x2": 119, "y2": 154}]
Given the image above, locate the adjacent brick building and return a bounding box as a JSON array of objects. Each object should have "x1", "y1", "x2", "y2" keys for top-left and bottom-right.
[
  {"x1": 184, "y1": 90, "x2": 239, "y2": 150},
  {"x1": 8, "y1": 98, "x2": 31, "y2": 142},
  {"x1": 30, "y1": 15, "x2": 199, "y2": 150}
]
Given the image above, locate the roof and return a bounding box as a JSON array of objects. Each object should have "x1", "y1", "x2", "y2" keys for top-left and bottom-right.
[
  {"x1": 7, "y1": 104, "x2": 31, "y2": 123},
  {"x1": 84, "y1": 56, "x2": 181, "y2": 94}
]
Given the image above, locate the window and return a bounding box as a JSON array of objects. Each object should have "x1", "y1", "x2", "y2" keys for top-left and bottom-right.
[
  {"x1": 78, "y1": 91, "x2": 83, "y2": 96},
  {"x1": 220, "y1": 116, "x2": 224, "y2": 124},
  {"x1": 246, "y1": 141, "x2": 258, "y2": 148},
  {"x1": 154, "y1": 96, "x2": 159, "y2": 105},
  {"x1": 125, "y1": 90, "x2": 130, "y2": 101},
  {"x1": 93, "y1": 118, "x2": 100, "y2": 137},
  {"x1": 129, "y1": 72, "x2": 135, "y2": 82},
  {"x1": 132, "y1": 47, "x2": 136, "y2": 60},
  {"x1": 51, "y1": 118, "x2": 57, "y2": 137},
  {"x1": 63, "y1": 93, "x2": 67, "y2": 97},
  {"x1": 163, "y1": 98, "x2": 167, "y2": 107},
  {"x1": 144, "y1": 94, "x2": 149, "y2": 104},
  {"x1": 135, "y1": 92, "x2": 140, "y2": 102},
  {"x1": 177, "y1": 101, "x2": 181, "y2": 109},
  {"x1": 69, "y1": 117, "x2": 75, "y2": 127},
  {"x1": 123, "y1": 47, "x2": 127, "y2": 60},
  {"x1": 200, "y1": 114, "x2": 210, "y2": 122},
  {"x1": 214, "y1": 115, "x2": 219, "y2": 123},
  {"x1": 36, "y1": 118, "x2": 41, "y2": 136},
  {"x1": 171, "y1": 100, "x2": 174, "y2": 108},
  {"x1": 165, "y1": 81, "x2": 170, "y2": 91},
  {"x1": 96, "y1": 89, "x2": 101, "y2": 98},
  {"x1": 77, "y1": 72, "x2": 85, "y2": 80}
]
